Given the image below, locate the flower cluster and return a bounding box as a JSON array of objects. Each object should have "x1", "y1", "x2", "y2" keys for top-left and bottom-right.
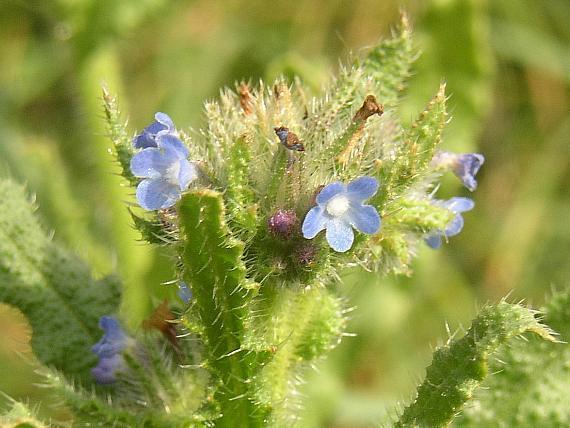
[
  {"x1": 128, "y1": 112, "x2": 484, "y2": 255},
  {"x1": 91, "y1": 316, "x2": 129, "y2": 384},
  {"x1": 130, "y1": 113, "x2": 197, "y2": 210}
]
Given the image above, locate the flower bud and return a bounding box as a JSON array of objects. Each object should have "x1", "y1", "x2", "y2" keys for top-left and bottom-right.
[{"x1": 268, "y1": 209, "x2": 298, "y2": 239}]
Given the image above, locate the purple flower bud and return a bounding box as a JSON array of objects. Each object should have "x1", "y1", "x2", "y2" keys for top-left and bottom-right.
[
  {"x1": 268, "y1": 209, "x2": 298, "y2": 239},
  {"x1": 91, "y1": 316, "x2": 129, "y2": 385},
  {"x1": 297, "y1": 244, "x2": 317, "y2": 266}
]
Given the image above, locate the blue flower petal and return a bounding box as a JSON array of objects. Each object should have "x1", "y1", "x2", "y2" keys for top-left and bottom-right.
[
  {"x1": 178, "y1": 282, "x2": 192, "y2": 304},
  {"x1": 136, "y1": 179, "x2": 181, "y2": 210},
  {"x1": 346, "y1": 204, "x2": 381, "y2": 234},
  {"x1": 154, "y1": 112, "x2": 175, "y2": 132},
  {"x1": 157, "y1": 133, "x2": 189, "y2": 159},
  {"x1": 346, "y1": 176, "x2": 379, "y2": 202},
  {"x1": 445, "y1": 213, "x2": 464, "y2": 237},
  {"x1": 130, "y1": 147, "x2": 179, "y2": 178},
  {"x1": 443, "y1": 197, "x2": 475, "y2": 213},
  {"x1": 92, "y1": 316, "x2": 127, "y2": 358},
  {"x1": 454, "y1": 153, "x2": 484, "y2": 191},
  {"x1": 326, "y1": 218, "x2": 354, "y2": 252},
  {"x1": 425, "y1": 234, "x2": 443, "y2": 249},
  {"x1": 316, "y1": 182, "x2": 344, "y2": 205},
  {"x1": 92, "y1": 354, "x2": 124, "y2": 385},
  {"x1": 302, "y1": 206, "x2": 328, "y2": 239},
  {"x1": 178, "y1": 160, "x2": 197, "y2": 191},
  {"x1": 133, "y1": 112, "x2": 177, "y2": 149}
]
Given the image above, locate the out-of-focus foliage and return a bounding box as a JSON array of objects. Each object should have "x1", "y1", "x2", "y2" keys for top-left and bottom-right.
[{"x1": 0, "y1": 0, "x2": 568, "y2": 426}]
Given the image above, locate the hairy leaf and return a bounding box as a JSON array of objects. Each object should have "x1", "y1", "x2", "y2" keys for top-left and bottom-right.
[
  {"x1": 458, "y1": 289, "x2": 570, "y2": 427},
  {"x1": 0, "y1": 179, "x2": 121, "y2": 385},
  {"x1": 394, "y1": 301, "x2": 556, "y2": 427}
]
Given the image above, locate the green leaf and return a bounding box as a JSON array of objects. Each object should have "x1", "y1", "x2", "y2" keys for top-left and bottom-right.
[
  {"x1": 457, "y1": 289, "x2": 570, "y2": 427},
  {"x1": 178, "y1": 190, "x2": 265, "y2": 427},
  {"x1": 394, "y1": 301, "x2": 556, "y2": 427},
  {"x1": 0, "y1": 179, "x2": 121, "y2": 385}
]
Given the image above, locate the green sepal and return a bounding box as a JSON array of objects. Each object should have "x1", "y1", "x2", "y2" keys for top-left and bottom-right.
[
  {"x1": 376, "y1": 83, "x2": 447, "y2": 207},
  {"x1": 395, "y1": 301, "x2": 556, "y2": 427},
  {"x1": 361, "y1": 14, "x2": 415, "y2": 108},
  {"x1": 102, "y1": 87, "x2": 137, "y2": 186},
  {"x1": 0, "y1": 179, "x2": 121, "y2": 385},
  {"x1": 383, "y1": 198, "x2": 455, "y2": 233},
  {"x1": 129, "y1": 209, "x2": 175, "y2": 245}
]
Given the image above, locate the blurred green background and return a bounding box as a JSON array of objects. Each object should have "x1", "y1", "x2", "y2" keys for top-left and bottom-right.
[{"x1": 0, "y1": 0, "x2": 568, "y2": 426}]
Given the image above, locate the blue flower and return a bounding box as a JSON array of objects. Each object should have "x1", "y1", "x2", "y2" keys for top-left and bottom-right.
[
  {"x1": 133, "y1": 112, "x2": 175, "y2": 149},
  {"x1": 425, "y1": 197, "x2": 475, "y2": 249},
  {"x1": 302, "y1": 176, "x2": 381, "y2": 252},
  {"x1": 91, "y1": 316, "x2": 128, "y2": 384},
  {"x1": 130, "y1": 133, "x2": 197, "y2": 210},
  {"x1": 178, "y1": 281, "x2": 192, "y2": 304},
  {"x1": 431, "y1": 151, "x2": 485, "y2": 191}
]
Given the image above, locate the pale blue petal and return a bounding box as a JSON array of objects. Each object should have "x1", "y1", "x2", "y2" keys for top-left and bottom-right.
[
  {"x1": 92, "y1": 316, "x2": 126, "y2": 358},
  {"x1": 444, "y1": 197, "x2": 475, "y2": 213},
  {"x1": 178, "y1": 282, "x2": 192, "y2": 304},
  {"x1": 157, "y1": 133, "x2": 189, "y2": 159},
  {"x1": 346, "y1": 176, "x2": 379, "y2": 201},
  {"x1": 326, "y1": 218, "x2": 354, "y2": 252},
  {"x1": 136, "y1": 179, "x2": 181, "y2": 210},
  {"x1": 316, "y1": 182, "x2": 344, "y2": 205},
  {"x1": 130, "y1": 147, "x2": 177, "y2": 178},
  {"x1": 178, "y1": 160, "x2": 197, "y2": 191},
  {"x1": 445, "y1": 213, "x2": 464, "y2": 237},
  {"x1": 302, "y1": 206, "x2": 328, "y2": 239},
  {"x1": 154, "y1": 112, "x2": 175, "y2": 132},
  {"x1": 92, "y1": 354, "x2": 124, "y2": 384},
  {"x1": 425, "y1": 234, "x2": 443, "y2": 249},
  {"x1": 454, "y1": 153, "x2": 484, "y2": 191},
  {"x1": 346, "y1": 204, "x2": 381, "y2": 234}
]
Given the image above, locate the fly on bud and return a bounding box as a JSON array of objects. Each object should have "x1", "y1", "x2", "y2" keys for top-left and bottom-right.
[{"x1": 274, "y1": 127, "x2": 305, "y2": 152}]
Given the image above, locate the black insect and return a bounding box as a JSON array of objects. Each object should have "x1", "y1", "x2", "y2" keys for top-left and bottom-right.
[{"x1": 274, "y1": 127, "x2": 305, "y2": 152}]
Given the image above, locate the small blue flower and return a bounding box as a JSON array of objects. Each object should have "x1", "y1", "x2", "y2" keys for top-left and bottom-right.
[
  {"x1": 431, "y1": 151, "x2": 485, "y2": 191},
  {"x1": 302, "y1": 176, "x2": 381, "y2": 252},
  {"x1": 130, "y1": 133, "x2": 197, "y2": 210},
  {"x1": 425, "y1": 197, "x2": 475, "y2": 249},
  {"x1": 133, "y1": 112, "x2": 175, "y2": 149},
  {"x1": 178, "y1": 281, "x2": 192, "y2": 304},
  {"x1": 91, "y1": 316, "x2": 128, "y2": 384}
]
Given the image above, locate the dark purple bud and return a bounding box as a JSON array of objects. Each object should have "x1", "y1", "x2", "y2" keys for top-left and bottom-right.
[
  {"x1": 297, "y1": 244, "x2": 317, "y2": 266},
  {"x1": 268, "y1": 209, "x2": 298, "y2": 239}
]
